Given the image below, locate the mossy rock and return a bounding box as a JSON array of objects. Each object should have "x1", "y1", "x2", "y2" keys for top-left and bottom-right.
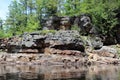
[{"x1": 40, "y1": 30, "x2": 56, "y2": 35}]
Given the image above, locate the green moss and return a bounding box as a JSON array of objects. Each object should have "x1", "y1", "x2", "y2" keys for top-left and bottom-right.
[
  {"x1": 40, "y1": 30, "x2": 56, "y2": 35},
  {"x1": 115, "y1": 46, "x2": 120, "y2": 55},
  {"x1": 110, "y1": 45, "x2": 120, "y2": 56},
  {"x1": 71, "y1": 25, "x2": 80, "y2": 31}
]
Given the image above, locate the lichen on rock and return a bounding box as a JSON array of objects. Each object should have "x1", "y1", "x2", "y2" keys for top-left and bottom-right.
[{"x1": 0, "y1": 30, "x2": 119, "y2": 65}]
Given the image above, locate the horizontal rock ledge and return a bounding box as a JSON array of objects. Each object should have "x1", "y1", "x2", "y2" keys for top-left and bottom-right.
[{"x1": 0, "y1": 53, "x2": 119, "y2": 65}]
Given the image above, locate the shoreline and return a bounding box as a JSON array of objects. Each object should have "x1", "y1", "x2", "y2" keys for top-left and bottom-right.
[{"x1": 0, "y1": 52, "x2": 119, "y2": 65}]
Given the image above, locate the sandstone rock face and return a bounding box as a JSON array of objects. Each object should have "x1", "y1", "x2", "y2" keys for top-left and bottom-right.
[
  {"x1": 86, "y1": 46, "x2": 119, "y2": 64},
  {"x1": 0, "y1": 30, "x2": 120, "y2": 65},
  {"x1": 0, "y1": 52, "x2": 119, "y2": 65},
  {"x1": 44, "y1": 48, "x2": 85, "y2": 57}
]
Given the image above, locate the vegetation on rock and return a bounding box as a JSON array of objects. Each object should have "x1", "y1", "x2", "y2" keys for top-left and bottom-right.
[{"x1": 0, "y1": 0, "x2": 119, "y2": 38}]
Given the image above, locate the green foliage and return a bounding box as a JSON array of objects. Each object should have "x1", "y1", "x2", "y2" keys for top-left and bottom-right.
[
  {"x1": 0, "y1": 30, "x2": 5, "y2": 38},
  {"x1": 1, "y1": 0, "x2": 120, "y2": 38},
  {"x1": 0, "y1": 29, "x2": 12, "y2": 38},
  {"x1": 63, "y1": 0, "x2": 120, "y2": 35},
  {"x1": 71, "y1": 25, "x2": 80, "y2": 31},
  {"x1": 40, "y1": 30, "x2": 56, "y2": 35},
  {"x1": 110, "y1": 45, "x2": 120, "y2": 55},
  {"x1": 89, "y1": 1, "x2": 119, "y2": 35}
]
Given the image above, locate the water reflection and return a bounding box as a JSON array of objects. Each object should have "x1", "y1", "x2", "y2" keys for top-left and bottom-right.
[{"x1": 0, "y1": 64, "x2": 120, "y2": 80}]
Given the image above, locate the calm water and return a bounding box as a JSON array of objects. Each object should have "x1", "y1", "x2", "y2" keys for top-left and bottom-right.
[{"x1": 0, "y1": 64, "x2": 120, "y2": 80}]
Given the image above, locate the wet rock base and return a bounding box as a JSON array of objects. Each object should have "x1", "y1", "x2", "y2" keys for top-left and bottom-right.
[{"x1": 0, "y1": 52, "x2": 119, "y2": 65}]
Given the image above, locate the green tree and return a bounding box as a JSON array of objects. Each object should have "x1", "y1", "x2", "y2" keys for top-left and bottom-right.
[
  {"x1": 0, "y1": 18, "x2": 3, "y2": 29},
  {"x1": 6, "y1": 0, "x2": 21, "y2": 35},
  {"x1": 4, "y1": 0, "x2": 120, "y2": 38},
  {"x1": 35, "y1": 0, "x2": 59, "y2": 29}
]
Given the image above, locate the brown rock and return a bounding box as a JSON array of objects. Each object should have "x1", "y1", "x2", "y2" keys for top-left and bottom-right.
[
  {"x1": 19, "y1": 49, "x2": 39, "y2": 53},
  {"x1": 44, "y1": 48, "x2": 84, "y2": 57},
  {"x1": 18, "y1": 56, "x2": 29, "y2": 62}
]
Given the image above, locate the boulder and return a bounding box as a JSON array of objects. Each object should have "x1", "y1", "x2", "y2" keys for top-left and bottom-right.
[
  {"x1": 89, "y1": 36, "x2": 103, "y2": 49},
  {"x1": 6, "y1": 30, "x2": 85, "y2": 53},
  {"x1": 98, "y1": 46, "x2": 117, "y2": 54},
  {"x1": 82, "y1": 35, "x2": 103, "y2": 50},
  {"x1": 46, "y1": 15, "x2": 61, "y2": 30},
  {"x1": 3, "y1": 30, "x2": 104, "y2": 55},
  {"x1": 7, "y1": 32, "x2": 46, "y2": 53},
  {"x1": 60, "y1": 17, "x2": 72, "y2": 30},
  {"x1": 73, "y1": 14, "x2": 93, "y2": 35},
  {"x1": 0, "y1": 38, "x2": 9, "y2": 50},
  {"x1": 89, "y1": 46, "x2": 118, "y2": 58},
  {"x1": 45, "y1": 30, "x2": 85, "y2": 52}
]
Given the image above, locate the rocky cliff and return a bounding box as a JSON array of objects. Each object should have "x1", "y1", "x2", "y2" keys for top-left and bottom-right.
[{"x1": 0, "y1": 30, "x2": 119, "y2": 65}]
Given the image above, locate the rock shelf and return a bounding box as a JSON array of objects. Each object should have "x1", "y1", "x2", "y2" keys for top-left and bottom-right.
[{"x1": 0, "y1": 30, "x2": 119, "y2": 65}]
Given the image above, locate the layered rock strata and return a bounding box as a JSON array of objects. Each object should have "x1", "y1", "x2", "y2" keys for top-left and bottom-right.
[{"x1": 0, "y1": 30, "x2": 119, "y2": 65}]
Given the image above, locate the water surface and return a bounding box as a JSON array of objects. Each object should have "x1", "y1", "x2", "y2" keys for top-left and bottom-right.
[{"x1": 0, "y1": 64, "x2": 120, "y2": 80}]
